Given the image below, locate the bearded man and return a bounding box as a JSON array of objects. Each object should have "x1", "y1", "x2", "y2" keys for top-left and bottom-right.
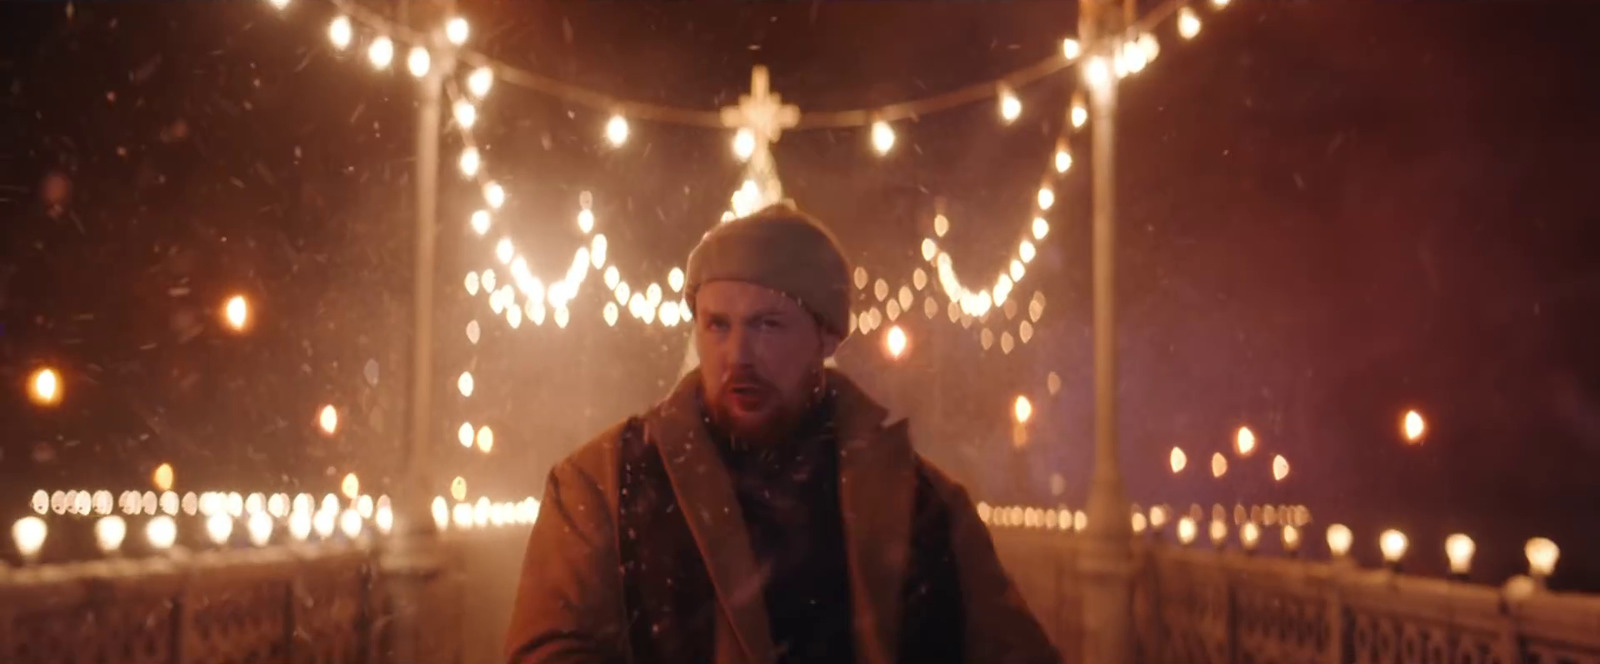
[{"x1": 505, "y1": 204, "x2": 1059, "y2": 664}]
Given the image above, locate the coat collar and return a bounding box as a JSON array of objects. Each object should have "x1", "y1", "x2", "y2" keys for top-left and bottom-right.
[{"x1": 640, "y1": 368, "x2": 916, "y2": 664}]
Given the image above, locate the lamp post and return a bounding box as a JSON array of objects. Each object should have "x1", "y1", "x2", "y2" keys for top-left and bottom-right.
[{"x1": 1077, "y1": 0, "x2": 1134, "y2": 663}]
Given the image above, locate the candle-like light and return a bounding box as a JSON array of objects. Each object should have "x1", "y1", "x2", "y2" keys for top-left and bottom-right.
[
  {"x1": 13, "y1": 516, "x2": 47, "y2": 562},
  {"x1": 1445, "y1": 533, "x2": 1475, "y2": 578},
  {"x1": 313, "y1": 509, "x2": 336, "y2": 540},
  {"x1": 247, "y1": 512, "x2": 273, "y2": 547},
  {"x1": 1013, "y1": 396, "x2": 1033, "y2": 424},
  {"x1": 289, "y1": 510, "x2": 312, "y2": 542},
  {"x1": 1403, "y1": 410, "x2": 1426, "y2": 444},
  {"x1": 885, "y1": 325, "x2": 908, "y2": 359},
  {"x1": 1281, "y1": 524, "x2": 1301, "y2": 555},
  {"x1": 95, "y1": 516, "x2": 127, "y2": 555},
  {"x1": 147, "y1": 515, "x2": 177, "y2": 551},
  {"x1": 318, "y1": 404, "x2": 339, "y2": 435},
  {"x1": 1326, "y1": 524, "x2": 1353, "y2": 559},
  {"x1": 1209, "y1": 520, "x2": 1228, "y2": 549},
  {"x1": 339, "y1": 509, "x2": 363, "y2": 539},
  {"x1": 1169, "y1": 447, "x2": 1187, "y2": 473},
  {"x1": 1177, "y1": 516, "x2": 1197, "y2": 545},
  {"x1": 1379, "y1": 529, "x2": 1409, "y2": 568},
  {"x1": 1211, "y1": 452, "x2": 1228, "y2": 478},
  {"x1": 341, "y1": 473, "x2": 360, "y2": 500},
  {"x1": 1235, "y1": 426, "x2": 1257, "y2": 457},
  {"x1": 223, "y1": 295, "x2": 250, "y2": 331},
  {"x1": 1272, "y1": 455, "x2": 1290, "y2": 481},
  {"x1": 28, "y1": 367, "x2": 61, "y2": 406},
  {"x1": 375, "y1": 504, "x2": 394, "y2": 535},
  {"x1": 1525, "y1": 537, "x2": 1560, "y2": 583},
  {"x1": 206, "y1": 513, "x2": 233, "y2": 546},
  {"x1": 1240, "y1": 522, "x2": 1261, "y2": 552}
]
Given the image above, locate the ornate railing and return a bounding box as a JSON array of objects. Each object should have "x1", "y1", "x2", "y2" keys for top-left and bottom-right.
[{"x1": 988, "y1": 523, "x2": 1600, "y2": 664}]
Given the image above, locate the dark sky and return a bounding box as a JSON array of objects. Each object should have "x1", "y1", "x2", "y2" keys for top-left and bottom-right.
[{"x1": 2, "y1": 1, "x2": 1598, "y2": 586}]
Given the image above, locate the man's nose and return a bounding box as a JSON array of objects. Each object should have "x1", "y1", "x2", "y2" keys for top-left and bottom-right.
[{"x1": 726, "y1": 324, "x2": 757, "y2": 363}]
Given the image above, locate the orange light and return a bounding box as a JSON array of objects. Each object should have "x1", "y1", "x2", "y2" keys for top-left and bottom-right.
[
  {"x1": 223, "y1": 295, "x2": 250, "y2": 331},
  {"x1": 1234, "y1": 426, "x2": 1256, "y2": 457},
  {"x1": 1013, "y1": 396, "x2": 1033, "y2": 424},
  {"x1": 884, "y1": 325, "x2": 908, "y2": 359},
  {"x1": 1169, "y1": 447, "x2": 1187, "y2": 473},
  {"x1": 152, "y1": 463, "x2": 174, "y2": 492},
  {"x1": 28, "y1": 367, "x2": 61, "y2": 406},
  {"x1": 1403, "y1": 410, "x2": 1426, "y2": 444},
  {"x1": 341, "y1": 473, "x2": 360, "y2": 500}
]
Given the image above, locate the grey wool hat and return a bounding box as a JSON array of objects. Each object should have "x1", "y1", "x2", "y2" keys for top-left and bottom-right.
[{"x1": 685, "y1": 203, "x2": 853, "y2": 336}]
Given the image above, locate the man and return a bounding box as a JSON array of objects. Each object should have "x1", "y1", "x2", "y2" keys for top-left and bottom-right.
[{"x1": 505, "y1": 204, "x2": 1059, "y2": 664}]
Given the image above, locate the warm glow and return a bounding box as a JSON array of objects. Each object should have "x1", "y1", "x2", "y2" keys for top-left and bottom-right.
[
  {"x1": 605, "y1": 115, "x2": 630, "y2": 146},
  {"x1": 884, "y1": 325, "x2": 909, "y2": 359},
  {"x1": 375, "y1": 504, "x2": 394, "y2": 535},
  {"x1": 327, "y1": 16, "x2": 352, "y2": 50},
  {"x1": 289, "y1": 510, "x2": 312, "y2": 542},
  {"x1": 341, "y1": 473, "x2": 360, "y2": 500},
  {"x1": 1525, "y1": 537, "x2": 1560, "y2": 578},
  {"x1": 1054, "y1": 146, "x2": 1073, "y2": 173},
  {"x1": 1061, "y1": 38, "x2": 1081, "y2": 60},
  {"x1": 1208, "y1": 520, "x2": 1228, "y2": 547},
  {"x1": 458, "y1": 371, "x2": 475, "y2": 397},
  {"x1": 450, "y1": 476, "x2": 468, "y2": 502},
  {"x1": 445, "y1": 16, "x2": 470, "y2": 45},
  {"x1": 153, "y1": 463, "x2": 175, "y2": 491},
  {"x1": 95, "y1": 516, "x2": 126, "y2": 554},
  {"x1": 455, "y1": 101, "x2": 480, "y2": 131},
  {"x1": 147, "y1": 515, "x2": 177, "y2": 550},
  {"x1": 1240, "y1": 522, "x2": 1261, "y2": 551},
  {"x1": 1327, "y1": 524, "x2": 1353, "y2": 557},
  {"x1": 1177, "y1": 516, "x2": 1197, "y2": 545},
  {"x1": 340, "y1": 509, "x2": 363, "y2": 539},
  {"x1": 1169, "y1": 447, "x2": 1187, "y2": 473},
  {"x1": 28, "y1": 367, "x2": 60, "y2": 406},
  {"x1": 1178, "y1": 7, "x2": 1202, "y2": 40},
  {"x1": 313, "y1": 509, "x2": 336, "y2": 539},
  {"x1": 223, "y1": 295, "x2": 250, "y2": 331},
  {"x1": 1013, "y1": 395, "x2": 1033, "y2": 424},
  {"x1": 1070, "y1": 92, "x2": 1088, "y2": 128},
  {"x1": 477, "y1": 425, "x2": 495, "y2": 453},
  {"x1": 248, "y1": 512, "x2": 273, "y2": 546},
  {"x1": 1379, "y1": 529, "x2": 1409, "y2": 564},
  {"x1": 367, "y1": 36, "x2": 394, "y2": 69},
  {"x1": 1037, "y1": 187, "x2": 1055, "y2": 211},
  {"x1": 467, "y1": 67, "x2": 494, "y2": 98},
  {"x1": 733, "y1": 129, "x2": 756, "y2": 160},
  {"x1": 1210, "y1": 452, "x2": 1228, "y2": 478},
  {"x1": 13, "y1": 516, "x2": 47, "y2": 561},
  {"x1": 1281, "y1": 524, "x2": 1301, "y2": 553},
  {"x1": 998, "y1": 87, "x2": 1022, "y2": 122},
  {"x1": 1083, "y1": 56, "x2": 1111, "y2": 91},
  {"x1": 1272, "y1": 455, "x2": 1290, "y2": 481},
  {"x1": 206, "y1": 512, "x2": 233, "y2": 546},
  {"x1": 1235, "y1": 426, "x2": 1257, "y2": 457},
  {"x1": 318, "y1": 404, "x2": 339, "y2": 435},
  {"x1": 1445, "y1": 533, "x2": 1475, "y2": 575},
  {"x1": 871, "y1": 120, "x2": 896, "y2": 154},
  {"x1": 1403, "y1": 410, "x2": 1426, "y2": 443},
  {"x1": 406, "y1": 46, "x2": 430, "y2": 77}
]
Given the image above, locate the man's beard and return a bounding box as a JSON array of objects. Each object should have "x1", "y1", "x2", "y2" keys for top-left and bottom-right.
[{"x1": 705, "y1": 369, "x2": 824, "y2": 446}]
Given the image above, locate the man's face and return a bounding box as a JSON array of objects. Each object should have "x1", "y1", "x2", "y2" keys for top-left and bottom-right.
[{"x1": 693, "y1": 280, "x2": 841, "y2": 444}]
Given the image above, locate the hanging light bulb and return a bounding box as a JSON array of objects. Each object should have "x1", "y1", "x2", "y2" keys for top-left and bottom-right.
[
  {"x1": 605, "y1": 115, "x2": 630, "y2": 146},
  {"x1": 1031, "y1": 217, "x2": 1050, "y2": 240},
  {"x1": 328, "y1": 16, "x2": 353, "y2": 50},
  {"x1": 470, "y1": 210, "x2": 491, "y2": 235},
  {"x1": 668, "y1": 267, "x2": 685, "y2": 293},
  {"x1": 1178, "y1": 7, "x2": 1202, "y2": 40},
  {"x1": 367, "y1": 36, "x2": 394, "y2": 69},
  {"x1": 318, "y1": 404, "x2": 339, "y2": 435},
  {"x1": 458, "y1": 422, "x2": 474, "y2": 448},
  {"x1": 406, "y1": 46, "x2": 431, "y2": 77},
  {"x1": 1037, "y1": 187, "x2": 1055, "y2": 211},
  {"x1": 453, "y1": 100, "x2": 478, "y2": 129},
  {"x1": 998, "y1": 85, "x2": 1022, "y2": 123},
  {"x1": 458, "y1": 147, "x2": 480, "y2": 177},
  {"x1": 445, "y1": 17, "x2": 470, "y2": 45},
  {"x1": 482, "y1": 181, "x2": 505, "y2": 209},
  {"x1": 1061, "y1": 38, "x2": 1081, "y2": 60},
  {"x1": 1054, "y1": 141, "x2": 1073, "y2": 173},
  {"x1": 467, "y1": 67, "x2": 494, "y2": 98},
  {"x1": 29, "y1": 366, "x2": 60, "y2": 406},
  {"x1": 1071, "y1": 91, "x2": 1089, "y2": 128},
  {"x1": 871, "y1": 120, "x2": 895, "y2": 154}
]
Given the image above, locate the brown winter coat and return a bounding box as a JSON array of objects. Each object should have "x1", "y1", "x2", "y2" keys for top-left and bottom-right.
[{"x1": 504, "y1": 370, "x2": 1060, "y2": 664}]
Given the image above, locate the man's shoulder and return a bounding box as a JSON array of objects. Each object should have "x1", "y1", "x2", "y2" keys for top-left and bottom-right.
[
  {"x1": 910, "y1": 452, "x2": 977, "y2": 507},
  {"x1": 549, "y1": 417, "x2": 637, "y2": 485}
]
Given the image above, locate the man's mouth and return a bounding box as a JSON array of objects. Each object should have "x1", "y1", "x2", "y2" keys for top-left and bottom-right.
[{"x1": 726, "y1": 382, "x2": 768, "y2": 409}]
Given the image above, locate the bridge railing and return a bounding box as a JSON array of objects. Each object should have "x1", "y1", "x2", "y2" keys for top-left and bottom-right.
[{"x1": 988, "y1": 523, "x2": 1600, "y2": 664}]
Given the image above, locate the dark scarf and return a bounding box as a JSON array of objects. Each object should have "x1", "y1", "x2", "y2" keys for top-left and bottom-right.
[{"x1": 617, "y1": 397, "x2": 964, "y2": 664}]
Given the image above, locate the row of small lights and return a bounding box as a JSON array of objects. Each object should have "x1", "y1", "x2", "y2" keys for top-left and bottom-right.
[{"x1": 981, "y1": 500, "x2": 1563, "y2": 586}]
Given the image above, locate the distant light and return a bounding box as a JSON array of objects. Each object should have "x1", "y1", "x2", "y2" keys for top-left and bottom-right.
[
  {"x1": 1013, "y1": 395, "x2": 1033, "y2": 424},
  {"x1": 268, "y1": 0, "x2": 290, "y2": 10},
  {"x1": 1403, "y1": 410, "x2": 1426, "y2": 444},
  {"x1": 1235, "y1": 426, "x2": 1257, "y2": 457},
  {"x1": 1031, "y1": 217, "x2": 1050, "y2": 240},
  {"x1": 457, "y1": 371, "x2": 475, "y2": 398},
  {"x1": 206, "y1": 513, "x2": 233, "y2": 546},
  {"x1": 1239, "y1": 522, "x2": 1261, "y2": 551},
  {"x1": 884, "y1": 325, "x2": 908, "y2": 359},
  {"x1": 367, "y1": 36, "x2": 394, "y2": 69},
  {"x1": 1036, "y1": 187, "x2": 1055, "y2": 211},
  {"x1": 288, "y1": 510, "x2": 312, "y2": 541},
  {"x1": 147, "y1": 515, "x2": 177, "y2": 550},
  {"x1": 470, "y1": 210, "x2": 491, "y2": 236},
  {"x1": 1177, "y1": 7, "x2": 1202, "y2": 40},
  {"x1": 1054, "y1": 144, "x2": 1073, "y2": 173},
  {"x1": 95, "y1": 516, "x2": 127, "y2": 554},
  {"x1": 1176, "y1": 517, "x2": 1197, "y2": 545},
  {"x1": 406, "y1": 46, "x2": 430, "y2": 78},
  {"x1": 1281, "y1": 524, "x2": 1301, "y2": 554},
  {"x1": 313, "y1": 509, "x2": 336, "y2": 540},
  {"x1": 152, "y1": 462, "x2": 175, "y2": 491},
  {"x1": 1169, "y1": 447, "x2": 1187, "y2": 474},
  {"x1": 1061, "y1": 38, "x2": 1081, "y2": 60},
  {"x1": 871, "y1": 120, "x2": 895, "y2": 154},
  {"x1": 476, "y1": 425, "x2": 495, "y2": 453},
  {"x1": 1084, "y1": 56, "x2": 1112, "y2": 90},
  {"x1": 28, "y1": 367, "x2": 61, "y2": 406},
  {"x1": 1210, "y1": 452, "x2": 1228, "y2": 478},
  {"x1": 341, "y1": 473, "x2": 360, "y2": 500},
  {"x1": 1071, "y1": 92, "x2": 1089, "y2": 129},
  {"x1": 224, "y1": 294, "x2": 250, "y2": 331},
  {"x1": 458, "y1": 147, "x2": 480, "y2": 177},
  {"x1": 1379, "y1": 529, "x2": 1409, "y2": 565},
  {"x1": 247, "y1": 512, "x2": 273, "y2": 546},
  {"x1": 1445, "y1": 533, "x2": 1475, "y2": 576},
  {"x1": 454, "y1": 101, "x2": 479, "y2": 130},
  {"x1": 445, "y1": 16, "x2": 470, "y2": 45},
  {"x1": 327, "y1": 16, "x2": 352, "y2": 50},
  {"x1": 467, "y1": 67, "x2": 494, "y2": 98},
  {"x1": 481, "y1": 181, "x2": 504, "y2": 208},
  {"x1": 1272, "y1": 454, "x2": 1290, "y2": 481},
  {"x1": 668, "y1": 267, "x2": 685, "y2": 293},
  {"x1": 13, "y1": 516, "x2": 47, "y2": 562},
  {"x1": 605, "y1": 115, "x2": 629, "y2": 146},
  {"x1": 375, "y1": 504, "x2": 394, "y2": 535},
  {"x1": 1208, "y1": 520, "x2": 1228, "y2": 548},
  {"x1": 1525, "y1": 537, "x2": 1560, "y2": 579},
  {"x1": 458, "y1": 422, "x2": 475, "y2": 447},
  {"x1": 318, "y1": 404, "x2": 339, "y2": 435},
  {"x1": 450, "y1": 476, "x2": 468, "y2": 502},
  {"x1": 732, "y1": 129, "x2": 756, "y2": 161},
  {"x1": 998, "y1": 86, "x2": 1022, "y2": 122},
  {"x1": 339, "y1": 509, "x2": 363, "y2": 539}
]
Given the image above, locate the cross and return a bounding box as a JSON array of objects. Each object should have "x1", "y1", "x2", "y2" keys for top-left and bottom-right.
[{"x1": 720, "y1": 65, "x2": 800, "y2": 175}]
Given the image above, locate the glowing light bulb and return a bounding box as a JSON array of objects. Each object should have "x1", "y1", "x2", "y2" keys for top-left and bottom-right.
[
  {"x1": 470, "y1": 210, "x2": 490, "y2": 235},
  {"x1": 1031, "y1": 217, "x2": 1050, "y2": 240},
  {"x1": 998, "y1": 87, "x2": 1022, "y2": 122},
  {"x1": 1240, "y1": 522, "x2": 1261, "y2": 551},
  {"x1": 668, "y1": 267, "x2": 685, "y2": 293},
  {"x1": 406, "y1": 46, "x2": 430, "y2": 77},
  {"x1": 458, "y1": 371, "x2": 474, "y2": 398},
  {"x1": 1282, "y1": 524, "x2": 1302, "y2": 553},
  {"x1": 13, "y1": 516, "x2": 47, "y2": 561},
  {"x1": 1169, "y1": 447, "x2": 1187, "y2": 473},
  {"x1": 1013, "y1": 395, "x2": 1033, "y2": 424},
  {"x1": 603, "y1": 302, "x2": 619, "y2": 327},
  {"x1": 605, "y1": 115, "x2": 629, "y2": 146},
  {"x1": 450, "y1": 476, "x2": 468, "y2": 502},
  {"x1": 339, "y1": 509, "x2": 362, "y2": 539},
  {"x1": 147, "y1": 515, "x2": 177, "y2": 550},
  {"x1": 1084, "y1": 56, "x2": 1111, "y2": 91},
  {"x1": 577, "y1": 209, "x2": 595, "y2": 233},
  {"x1": 247, "y1": 512, "x2": 273, "y2": 546},
  {"x1": 289, "y1": 510, "x2": 312, "y2": 541},
  {"x1": 153, "y1": 463, "x2": 174, "y2": 491},
  {"x1": 454, "y1": 100, "x2": 478, "y2": 129},
  {"x1": 732, "y1": 129, "x2": 756, "y2": 161},
  {"x1": 1061, "y1": 38, "x2": 1081, "y2": 60},
  {"x1": 933, "y1": 214, "x2": 949, "y2": 238},
  {"x1": 268, "y1": 0, "x2": 290, "y2": 9},
  {"x1": 1235, "y1": 426, "x2": 1257, "y2": 457},
  {"x1": 467, "y1": 67, "x2": 494, "y2": 98},
  {"x1": 1379, "y1": 529, "x2": 1409, "y2": 565},
  {"x1": 1211, "y1": 452, "x2": 1227, "y2": 478},
  {"x1": 871, "y1": 120, "x2": 895, "y2": 154},
  {"x1": 1445, "y1": 534, "x2": 1475, "y2": 576},
  {"x1": 313, "y1": 509, "x2": 336, "y2": 540},
  {"x1": 458, "y1": 147, "x2": 480, "y2": 177},
  {"x1": 1525, "y1": 537, "x2": 1560, "y2": 579},
  {"x1": 367, "y1": 37, "x2": 394, "y2": 69},
  {"x1": 318, "y1": 404, "x2": 339, "y2": 435},
  {"x1": 1177, "y1": 517, "x2": 1197, "y2": 545},
  {"x1": 328, "y1": 16, "x2": 352, "y2": 50},
  {"x1": 1211, "y1": 0, "x2": 1230, "y2": 9},
  {"x1": 1037, "y1": 187, "x2": 1055, "y2": 211},
  {"x1": 95, "y1": 516, "x2": 126, "y2": 554},
  {"x1": 1054, "y1": 144, "x2": 1073, "y2": 173},
  {"x1": 29, "y1": 367, "x2": 60, "y2": 406},
  {"x1": 341, "y1": 473, "x2": 360, "y2": 500},
  {"x1": 885, "y1": 325, "x2": 908, "y2": 359},
  {"x1": 458, "y1": 422, "x2": 474, "y2": 448},
  {"x1": 1272, "y1": 455, "x2": 1290, "y2": 481},
  {"x1": 445, "y1": 16, "x2": 469, "y2": 45},
  {"x1": 1403, "y1": 410, "x2": 1426, "y2": 443},
  {"x1": 495, "y1": 237, "x2": 514, "y2": 264},
  {"x1": 223, "y1": 294, "x2": 250, "y2": 331},
  {"x1": 1209, "y1": 520, "x2": 1228, "y2": 548},
  {"x1": 1178, "y1": 7, "x2": 1202, "y2": 40},
  {"x1": 375, "y1": 504, "x2": 394, "y2": 535},
  {"x1": 1070, "y1": 92, "x2": 1088, "y2": 128},
  {"x1": 476, "y1": 425, "x2": 494, "y2": 453},
  {"x1": 206, "y1": 512, "x2": 233, "y2": 546}
]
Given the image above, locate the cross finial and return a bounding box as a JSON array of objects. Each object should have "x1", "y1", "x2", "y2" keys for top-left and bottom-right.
[{"x1": 720, "y1": 66, "x2": 800, "y2": 166}]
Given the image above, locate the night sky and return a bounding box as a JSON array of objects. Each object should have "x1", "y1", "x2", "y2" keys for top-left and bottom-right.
[{"x1": 2, "y1": 1, "x2": 1598, "y2": 587}]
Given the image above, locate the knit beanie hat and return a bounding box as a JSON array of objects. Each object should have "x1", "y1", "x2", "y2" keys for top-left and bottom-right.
[{"x1": 685, "y1": 204, "x2": 852, "y2": 337}]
